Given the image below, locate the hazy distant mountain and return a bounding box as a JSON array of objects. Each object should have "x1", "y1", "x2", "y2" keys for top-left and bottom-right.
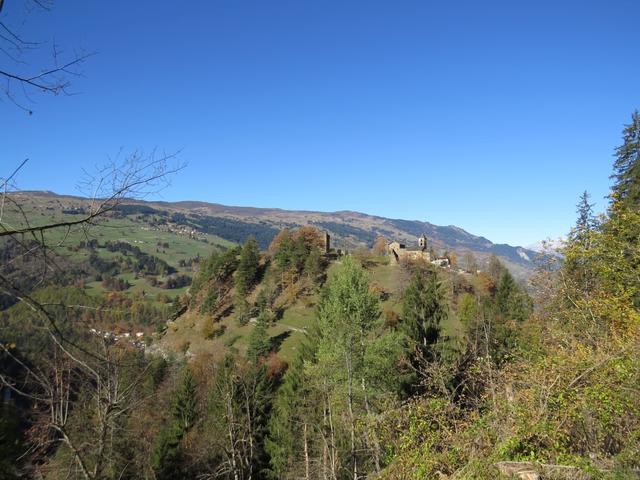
[
  {"x1": 527, "y1": 237, "x2": 565, "y2": 256},
  {"x1": 22, "y1": 191, "x2": 542, "y2": 279}
]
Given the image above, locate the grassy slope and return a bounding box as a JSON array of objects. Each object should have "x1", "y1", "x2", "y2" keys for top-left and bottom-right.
[
  {"x1": 161, "y1": 255, "x2": 464, "y2": 364},
  {"x1": 5, "y1": 193, "x2": 464, "y2": 359},
  {"x1": 2, "y1": 195, "x2": 234, "y2": 302}
]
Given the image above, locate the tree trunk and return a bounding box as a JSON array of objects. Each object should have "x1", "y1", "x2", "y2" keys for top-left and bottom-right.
[
  {"x1": 303, "y1": 421, "x2": 310, "y2": 480},
  {"x1": 322, "y1": 404, "x2": 329, "y2": 480},
  {"x1": 326, "y1": 389, "x2": 338, "y2": 480},
  {"x1": 345, "y1": 353, "x2": 357, "y2": 480},
  {"x1": 361, "y1": 376, "x2": 381, "y2": 473},
  {"x1": 225, "y1": 387, "x2": 240, "y2": 480}
]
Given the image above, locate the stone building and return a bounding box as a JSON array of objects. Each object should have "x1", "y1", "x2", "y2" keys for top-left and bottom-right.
[
  {"x1": 388, "y1": 234, "x2": 431, "y2": 263},
  {"x1": 323, "y1": 232, "x2": 331, "y2": 254}
]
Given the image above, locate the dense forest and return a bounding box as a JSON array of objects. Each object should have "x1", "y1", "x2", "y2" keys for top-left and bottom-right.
[{"x1": 0, "y1": 112, "x2": 639, "y2": 479}]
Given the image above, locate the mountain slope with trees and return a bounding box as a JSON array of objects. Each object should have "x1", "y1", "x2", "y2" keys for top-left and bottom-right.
[
  {"x1": 15, "y1": 190, "x2": 539, "y2": 280},
  {"x1": 1, "y1": 111, "x2": 638, "y2": 479}
]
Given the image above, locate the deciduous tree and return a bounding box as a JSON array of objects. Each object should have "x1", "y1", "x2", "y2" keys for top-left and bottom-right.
[{"x1": 372, "y1": 236, "x2": 388, "y2": 256}]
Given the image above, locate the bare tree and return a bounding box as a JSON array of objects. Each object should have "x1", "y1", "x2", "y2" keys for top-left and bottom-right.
[
  {"x1": 0, "y1": 150, "x2": 182, "y2": 312},
  {"x1": 371, "y1": 236, "x2": 388, "y2": 256},
  {"x1": 0, "y1": 152, "x2": 182, "y2": 476},
  {"x1": 204, "y1": 359, "x2": 270, "y2": 480},
  {"x1": 0, "y1": 0, "x2": 92, "y2": 113},
  {"x1": 463, "y1": 251, "x2": 478, "y2": 274},
  {"x1": 0, "y1": 3, "x2": 185, "y2": 475}
]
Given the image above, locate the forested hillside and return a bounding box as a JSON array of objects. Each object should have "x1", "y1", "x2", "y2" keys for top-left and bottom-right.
[{"x1": 1, "y1": 112, "x2": 639, "y2": 479}]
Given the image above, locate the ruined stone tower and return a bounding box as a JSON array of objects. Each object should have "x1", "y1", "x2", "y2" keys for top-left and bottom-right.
[{"x1": 418, "y1": 234, "x2": 427, "y2": 251}]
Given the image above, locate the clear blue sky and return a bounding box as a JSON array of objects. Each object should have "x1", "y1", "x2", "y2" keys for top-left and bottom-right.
[{"x1": 3, "y1": 0, "x2": 639, "y2": 246}]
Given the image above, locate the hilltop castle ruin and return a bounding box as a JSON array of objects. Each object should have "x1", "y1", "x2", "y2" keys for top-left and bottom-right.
[
  {"x1": 387, "y1": 234, "x2": 431, "y2": 263},
  {"x1": 387, "y1": 234, "x2": 450, "y2": 267}
]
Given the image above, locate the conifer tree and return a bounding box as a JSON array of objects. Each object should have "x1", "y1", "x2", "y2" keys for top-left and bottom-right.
[
  {"x1": 303, "y1": 246, "x2": 323, "y2": 281},
  {"x1": 401, "y1": 267, "x2": 447, "y2": 361},
  {"x1": 272, "y1": 230, "x2": 293, "y2": 271},
  {"x1": 611, "y1": 110, "x2": 640, "y2": 210},
  {"x1": 236, "y1": 236, "x2": 261, "y2": 296},
  {"x1": 290, "y1": 234, "x2": 309, "y2": 273},
  {"x1": 565, "y1": 191, "x2": 600, "y2": 293},
  {"x1": 151, "y1": 424, "x2": 183, "y2": 480},
  {"x1": 152, "y1": 367, "x2": 198, "y2": 479},
  {"x1": 266, "y1": 322, "x2": 321, "y2": 479},
  {"x1": 495, "y1": 270, "x2": 531, "y2": 322},
  {"x1": 496, "y1": 271, "x2": 514, "y2": 313},
  {"x1": 575, "y1": 191, "x2": 596, "y2": 238},
  {"x1": 265, "y1": 355, "x2": 307, "y2": 478},
  {"x1": 171, "y1": 367, "x2": 198, "y2": 431},
  {"x1": 247, "y1": 311, "x2": 272, "y2": 363}
]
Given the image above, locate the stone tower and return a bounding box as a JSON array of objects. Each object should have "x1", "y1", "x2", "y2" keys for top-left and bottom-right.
[{"x1": 418, "y1": 234, "x2": 427, "y2": 251}]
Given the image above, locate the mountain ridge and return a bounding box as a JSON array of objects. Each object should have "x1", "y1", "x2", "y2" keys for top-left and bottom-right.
[{"x1": 19, "y1": 190, "x2": 540, "y2": 279}]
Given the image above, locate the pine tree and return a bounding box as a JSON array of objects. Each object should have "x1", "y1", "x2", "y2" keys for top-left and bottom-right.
[
  {"x1": 303, "y1": 246, "x2": 323, "y2": 281},
  {"x1": 290, "y1": 234, "x2": 309, "y2": 273},
  {"x1": 236, "y1": 236, "x2": 261, "y2": 296},
  {"x1": 199, "y1": 288, "x2": 218, "y2": 315},
  {"x1": 235, "y1": 295, "x2": 251, "y2": 326},
  {"x1": 272, "y1": 230, "x2": 293, "y2": 271},
  {"x1": 171, "y1": 367, "x2": 197, "y2": 431},
  {"x1": 266, "y1": 324, "x2": 321, "y2": 479},
  {"x1": 495, "y1": 271, "x2": 516, "y2": 315},
  {"x1": 574, "y1": 190, "x2": 596, "y2": 240},
  {"x1": 265, "y1": 355, "x2": 307, "y2": 478},
  {"x1": 255, "y1": 288, "x2": 269, "y2": 313},
  {"x1": 151, "y1": 424, "x2": 183, "y2": 480},
  {"x1": 247, "y1": 311, "x2": 271, "y2": 363},
  {"x1": 152, "y1": 367, "x2": 198, "y2": 479},
  {"x1": 401, "y1": 267, "x2": 447, "y2": 361},
  {"x1": 495, "y1": 270, "x2": 530, "y2": 322},
  {"x1": 565, "y1": 191, "x2": 599, "y2": 293},
  {"x1": 611, "y1": 110, "x2": 640, "y2": 210},
  {"x1": 234, "y1": 237, "x2": 261, "y2": 325}
]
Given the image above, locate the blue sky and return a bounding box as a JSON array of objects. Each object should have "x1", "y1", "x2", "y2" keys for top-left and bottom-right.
[{"x1": 3, "y1": 0, "x2": 639, "y2": 246}]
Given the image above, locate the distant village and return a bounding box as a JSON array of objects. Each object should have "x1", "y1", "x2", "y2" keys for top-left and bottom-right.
[{"x1": 89, "y1": 327, "x2": 147, "y2": 349}]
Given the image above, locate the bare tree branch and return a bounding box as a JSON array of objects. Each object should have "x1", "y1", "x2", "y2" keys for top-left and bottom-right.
[
  {"x1": 1, "y1": 1, "x2": 93, "y2": 113},
  {"x1": 0, "y1": 151, "x2": 184, "y2": 238}
]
